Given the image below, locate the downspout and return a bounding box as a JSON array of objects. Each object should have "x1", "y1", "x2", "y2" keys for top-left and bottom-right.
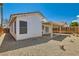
[{"x1": 50, "y1": 24, "x2": 53, "y2": 38}]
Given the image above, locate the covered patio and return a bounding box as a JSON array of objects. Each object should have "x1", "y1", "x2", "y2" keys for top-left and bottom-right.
[{"x1": 42, "y1": 22, "x2": 68, "y2": 38}]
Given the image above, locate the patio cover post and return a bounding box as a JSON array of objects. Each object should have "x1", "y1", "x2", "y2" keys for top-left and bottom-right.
[
  {"x1": 50, "y1": 24, "x2": 53, "y2": 38},
  {"x1": 60, "y1": 26, "x2": 61, "y2": 33}
]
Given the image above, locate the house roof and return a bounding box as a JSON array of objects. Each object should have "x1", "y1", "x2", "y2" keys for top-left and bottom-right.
[
  {"x1": 10, "y1": 12, "x2": 45, "y2": 19},
  {"x1": 52, "y1": 22, "x2": 68, "y2": 26},
  {"x1": 9, "y1": 12, "x2": 46, "y2": 26}
]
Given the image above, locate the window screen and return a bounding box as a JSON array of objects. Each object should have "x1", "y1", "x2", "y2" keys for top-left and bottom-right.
[{"x1": 19, "y1": 21, "x2": 27, "y2": 34}]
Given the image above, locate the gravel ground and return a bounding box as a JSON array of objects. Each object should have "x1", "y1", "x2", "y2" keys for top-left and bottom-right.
[{"x1": 0, "y1": 33, "x2": 79, "y2": 56}]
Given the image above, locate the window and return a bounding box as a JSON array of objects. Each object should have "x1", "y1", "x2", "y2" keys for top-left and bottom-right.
[
  {"x1": 14, "y1": 21, "x2": 16, "y2": 34},
  {"x1": 19, "y1": 21, "x2": 27, "y2": 34}
]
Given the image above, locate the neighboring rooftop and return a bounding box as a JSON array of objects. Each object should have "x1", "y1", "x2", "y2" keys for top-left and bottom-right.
[{"x1": 43, "y1": 21, "x2": 68, "y2": 27}]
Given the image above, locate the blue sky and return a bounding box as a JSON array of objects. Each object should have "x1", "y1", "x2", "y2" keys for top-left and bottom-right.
[{"x1": 3, "y1": 3, "x2": 79, "y2": 24}]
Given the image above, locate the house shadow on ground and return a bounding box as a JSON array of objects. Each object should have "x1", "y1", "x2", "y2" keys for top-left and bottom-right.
[
  {"x1": 52, "y1": 34, "x2": 68, "y2": 41},
  {"x1": 0, "y1": 33, "x2": 51, "y2": 53}
]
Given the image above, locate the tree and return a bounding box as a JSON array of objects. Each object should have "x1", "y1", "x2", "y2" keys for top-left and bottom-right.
[
  {"x1": 0, "y1": 3, "x2": 3, "y2": 6},
  {"x1": 70, "y1": 22, "x2": 79, "y2": 33},
  {"x1": 70, "y1": 22, "x2": 79, "y2": 27}
]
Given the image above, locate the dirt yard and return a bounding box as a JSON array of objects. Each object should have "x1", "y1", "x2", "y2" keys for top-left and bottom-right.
[{"x1": 0, "y1": 33, "x2": 79, "y2": 56}]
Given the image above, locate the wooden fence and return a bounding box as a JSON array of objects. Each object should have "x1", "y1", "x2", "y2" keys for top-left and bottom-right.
[
  {"x1": 0, "y1": 27, "x2": 4, "y2": 36},
  {"x1": 53, "y1": 27, "x2": 79, "y2": 34}
]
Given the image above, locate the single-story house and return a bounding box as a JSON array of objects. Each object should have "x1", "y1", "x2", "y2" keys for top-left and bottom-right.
[
  {"x1": 9, "y1": 12, "x2": 53, "y2": 40},
  {"x1": 9, "y1": 12, "x2": 69, "y2": 40}
]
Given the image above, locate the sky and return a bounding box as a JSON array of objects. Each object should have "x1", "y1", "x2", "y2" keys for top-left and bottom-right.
[{"x1": 2, "y1": 3, "x2": 79, "y2": 24}]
